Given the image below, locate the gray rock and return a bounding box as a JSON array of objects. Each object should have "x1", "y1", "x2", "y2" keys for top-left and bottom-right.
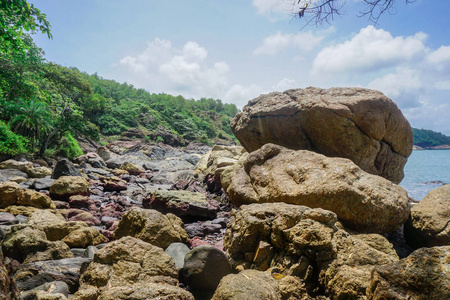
[
  {"x1": 21, "y1": 280, "x2": 70, "y2": 299},
  {"x1": 185, "y1": 223, "x2": 205, "y2": 238},
  {"x1": 32, "y1": 177, "x2": 55, "y2": 190},
  {"x1": 51, "y1": 159, "x2": 82, "y2": 179},
  {"x1": 14, "y1": 257, "x2": 92, "y2": 294},
  {"x1": 182, "y1": 245, "x2": 232, "y2": 291},
  {"x1": 0, "y1": 212, "x2": 18, "y2": 225},
  {"x1": 165, "y1": 242, "x2": 191, "y2": 269},
  {"x1": 84, "y1": 245, "x2": 98, "y2": 259},
  {"x1": 0, "y1": 169, "x2": 28, "y2": 181}
]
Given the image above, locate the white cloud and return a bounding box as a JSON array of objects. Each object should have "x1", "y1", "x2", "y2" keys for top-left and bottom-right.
[
  {"x1": 254, "y1": 31, "x2": 323, "y2": 55},
  {"x1": 272, "y1": 78, "x2": 298, "y2": 91},
  {"x1": 312, "y1": 26, "x2": 427, "y2": 75},
  {"x1": 252, "y1": 0, "x2": 296, "y2": 17},
  {"x1": 427, "y1": 45, "x2": 450, "y2": 64},
  {"x1": 223, "y1": 84, "x2": 265, "y2": 108},
  {"x1": 117, "y1": 38, "x2": 229, "y2": 99}
]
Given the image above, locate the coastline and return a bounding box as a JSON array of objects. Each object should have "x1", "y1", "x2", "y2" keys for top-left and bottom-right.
[{"x1": 413, "y1": 144, "x2": 450, "y2": 150}]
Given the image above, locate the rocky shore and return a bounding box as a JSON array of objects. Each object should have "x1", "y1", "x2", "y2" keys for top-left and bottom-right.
[{"x1": 1, "y1": 87, "x2": 449, "y2": 300}]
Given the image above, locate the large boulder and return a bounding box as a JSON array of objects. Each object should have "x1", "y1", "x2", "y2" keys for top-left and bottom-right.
[
  {"x1": 143, "y1": 190, "x2": 219, "y2": 221},
  {"x1": 74, "y1": 152, "x2": 106, "y2": 168},
  {"x1": 49, "y1": 176, "x2": 90, "y2": 201},
  {"x1": 224, "y1": 203, "x2": 399, "y2": 299},
  {"x1": 404, "y1": 184, "x2": 450, "y2": 248},
  {"x1": 73, "y1": 236, "x2": 193, "y2": 299},
  {"x1": 367, "y1": 246, "x2": 450, "y2": 300},
  {"x1": 222, "y1": 144, "x2": 409, "y2": 233},
  {"x1": 231, "y1": 87, "x2": 413, "y2": 183},
  {"x1": 113, "y1": 207, "x2": 188, "y2": 249}
]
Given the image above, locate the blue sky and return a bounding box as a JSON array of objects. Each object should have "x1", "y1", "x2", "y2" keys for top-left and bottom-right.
[{"x1": 29, "y1": 0, "x2": 450, "y2": 134}]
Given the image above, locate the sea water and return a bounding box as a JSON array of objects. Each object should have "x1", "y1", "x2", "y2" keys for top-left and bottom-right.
[{"x1": 400, "y1": 150, "x2": 450, "y2": 200}]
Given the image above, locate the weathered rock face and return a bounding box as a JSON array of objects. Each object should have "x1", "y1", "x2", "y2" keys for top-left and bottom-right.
[
  {"x1": 211, "y1": 269, "x2": 308, "y2": 300},
  {"x1": 49, "y1": 176, "x2": 90, "y2": 201},
  {"x1": 223, "y1": 203, "x2": 399, "y2": 298},
  {"x1": 222, "y1": 144, "x2": 409, "y2": 233},
  {"x1": 0, "y1": 255, "x2": 21, "y2": 300},
  {"x1": 404, "y1": 184, "x2": 450, "y2": 248},
  {"x1": 367, "y1": 246, "x2": 450, "y2": 300},
  {"x1": 113, "y1": 207, "x2": 188, "y2": 249},
  {"x1": 231, "y1": 87, "x2": 413, "y2": 183},
  {"x1": 73, "y1": 236, "x2": 193, "y2": 299}
]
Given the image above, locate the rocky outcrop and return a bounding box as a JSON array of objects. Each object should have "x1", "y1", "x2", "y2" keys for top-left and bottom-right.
[
  {"x1": 224, "y1": 203, "x2": 399, "y2": 298},
  {"x1": 404, "y1": 184, "x2": 450, "y2": 248},
  {"x1": 222, "y1": 144, "x2": 409, "y2": 233},
  {"x1": 49, "y1": 176, "x2": 90, "y2": 201},
  {"x1": 113, "y1": 207, "x2": 188, "y2": 249},
  {"x1": 73, "y1": 236, "x2": 193, "y2": 299},
  {"x1": 231, "y1": 87, "x2": 413, "y2": 183},
  {"x1": 367, "y1": 246, "x2": 450, "y2": 300}
]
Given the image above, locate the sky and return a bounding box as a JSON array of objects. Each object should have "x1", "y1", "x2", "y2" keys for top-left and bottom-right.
[{"x1": 29, "y1": 0, "x2": 450, "y2": 134}]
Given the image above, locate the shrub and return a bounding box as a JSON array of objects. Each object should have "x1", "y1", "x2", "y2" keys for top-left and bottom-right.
[{"x1": 0, "y1": 121, "x2": 29, "y2": 156}]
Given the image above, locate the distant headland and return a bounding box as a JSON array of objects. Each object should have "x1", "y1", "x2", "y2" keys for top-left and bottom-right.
[{"x1": 413, "y1": 128, "x2": 450, "y2": 150}]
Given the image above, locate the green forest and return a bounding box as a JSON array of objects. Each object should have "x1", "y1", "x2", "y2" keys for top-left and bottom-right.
[
  {"x1": 412, "y1": 128, "x2": 450, "y2": 148},
  {"x1": 0, "y1": 1, "x2": 239, "y2": 159}
]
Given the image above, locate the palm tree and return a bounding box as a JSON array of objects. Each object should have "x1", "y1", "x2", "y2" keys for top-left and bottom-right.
[{"x1": 9, "y1": 98, "x2": 52, "y2": 152}]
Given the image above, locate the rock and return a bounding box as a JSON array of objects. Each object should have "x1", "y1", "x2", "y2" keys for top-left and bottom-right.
[
  {"x1": 75, "y1": 236, "x2": 187, "y2": 298},
  {"x1": 105, "y1": 158, "x2": 123, "y2": 169},
  {"x1": 113, "y1": 207, "x2": 188, "y2": 249},
  {"x1": 0, "y1": 159, "x2": 33, "y2": 173},
  {"x1": 0, "y1": 169, "x2": 28, "y2": 182},
  {"x1": 151, "y1": 126, "x2": 186, "y2": 147},
  {"x1": 49, "y1": 176, "x2": 90, "y2": 201},
  {"x1": 68, "y1": 195, "x2": 97, "y2": 211},
  {"x1": 32, "y1": 177, "x2": 55, "y2": 190},
  {"x1": 0, "y1": 181, "x2": 24, "y2": 208},
  {"x1": 16, "y1": 189, "x2": 55, "y2": 209},
  {"x1": 27, "y1": 166, "x2": 52, "y2": 178},
  {"x1": 404, "y1": 184, "x2": 450, "y2": 248},
  {"x1": 224, "y1": 203, "x2": 399, "y2": 297},
  {"x1": 121, "y1": 127, "x2": 146, "y2": 138},
  {"x1": 0, "y1": 254, "x2": 21, "y2": 300},
  {"x1": 76, "y1": 283, "x2": 194, "y2": 300},
  {"x1": 165, "y1": 242, "x2": 191, "y2": 269},
  {"x1": 0, "y1": 181, "x2": 55, "y2": 209},
  {"x1": 143, "y1": 190, "x2": 218, "y2": 221},
  {"x1": 67, "y1": 210, "x2": 101, "y2": 227},
  {"x1": 74, "y1": 152, "x2": 106, "y2": 168},
  {"x1": 119, "y1": 161, "x2": 144, "y2": 176},
  {"x1": 222, "y1": 144, "x2": 409, "y2": 233},
  {"x1": 0, "y1": 212, "x2": 18, "y2": 225},
  {"x1": 96, "y1": 146, "x2": 111, "y2": 162},
  {"x1": 367, "y1": 246, "x2": 450, "y2": 300},
  {"x1": 102, "y1": 178, "x2": 127, "y2": 192},
  {"x1": 182, "y1": 245, "x2": 232, "y2": 291},
  {"x1": 1, "y1": 225, "x2": 73, "y2": 263},
  {"x1": 21, "y1": 280, "x2": 70, "y2": 300},
  {"x1": 14, "y1": 257, "x2": 92, "y2": 294},
  {"x1": 51, "y1": 159, "x2": 82, "y2": 179},
  {"x1": 231, "y1": 87, "x2": 413, "y2": 183},
  {"x1": 211, "y1": 269, "x2": 308, "y2": 300}
]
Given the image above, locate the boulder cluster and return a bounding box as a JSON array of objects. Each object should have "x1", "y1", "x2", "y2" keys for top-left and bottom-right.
[{"x1": 0, "y1": 87, "x2": 449, "y2": 300}]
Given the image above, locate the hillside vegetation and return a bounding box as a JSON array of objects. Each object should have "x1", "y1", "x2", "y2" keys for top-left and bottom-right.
[
  {"x1": 0, "y1": 34, "x2": 238, "y2": 159},
  {"x1": 412, "y1": 128, "x2": 450, "y2": 148}
]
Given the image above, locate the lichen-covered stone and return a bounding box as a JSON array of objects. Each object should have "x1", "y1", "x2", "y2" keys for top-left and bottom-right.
[{"x1": 49, "y1": 176, "x2": 89, "y2": 201}]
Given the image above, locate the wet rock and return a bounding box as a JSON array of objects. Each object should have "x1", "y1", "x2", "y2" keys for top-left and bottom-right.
[
  {"x1": 222, "y1": 144, "x2": 410, "y2": 233},
  {"x1": 404, "y1": 184, "x2": 450, "y2": 248},
  {"x1": 51, "y1": 159, "x2": 82, "y2": 179},
  {"x1": 114, "y1": 207, "x2": 188, "y2": 249}
]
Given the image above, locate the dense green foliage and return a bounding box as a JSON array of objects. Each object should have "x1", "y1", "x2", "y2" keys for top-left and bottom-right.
[
  {"x1": 413, "y1": 128, "x2": 450, "y2": 148},
  {"x1": 0, "y1": 1, "x2": 239, "y2": 159}
]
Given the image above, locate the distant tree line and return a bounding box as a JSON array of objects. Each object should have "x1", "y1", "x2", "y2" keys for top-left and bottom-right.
[{"x1": 413, "y1": 128, "x2": 450, "y2": 148}]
